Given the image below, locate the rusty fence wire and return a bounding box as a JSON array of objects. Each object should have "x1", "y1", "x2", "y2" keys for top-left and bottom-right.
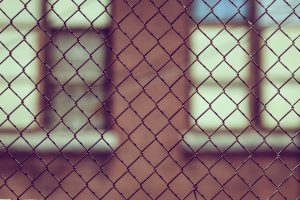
[{"x1": 0, "y1": 0, "x2": 299, "y2": 199}]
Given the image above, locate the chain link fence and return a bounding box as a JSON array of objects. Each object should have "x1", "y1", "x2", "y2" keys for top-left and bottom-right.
[{"x1": 0, "y1": 0, "x2": 299, "y2": 199}]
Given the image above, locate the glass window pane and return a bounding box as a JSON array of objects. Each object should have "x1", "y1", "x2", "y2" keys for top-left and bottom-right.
[
  {"x1": 0, "y1": 83, "x2": 39, "y2": 129},
  {"x1": 261, "y1": 81, "x2": 300, "y2": 129},
  {"x1": 192, "y1": 0, "x2": 249, "y2": 23},
  {"x1": 256, "y1": 0, "x2": 300, "y2": 26},
  {"x1": 0, "y1": 29, "x2": 39, "y2": 80},
  {"x1": 47, "y1": 0, "x2": 111, "y2": 28},
  {"x1": 261, "y1": 26, "x2": 300, "y2": 80},
  {"x1": 190, "y1": 26, "x2": 250, "y2": 83},
  {"x1": 47, "y1": 30, "x2": 107, "y2": 131},
  {"x1": 190, "y1": 84, "x2": 250, "y2": 131},
  {"x1": 0, "y1": 28, "x2": 40, "y2": 130},
  {"x1": 0, "y1": 0, "x2": 41, "y2": 24},
  {"x1": 50, "y1": 84, "x2": 105, "y2": 131},
  {"x1": 49, "y1": 31, "x2": 106, "y2": 84}
]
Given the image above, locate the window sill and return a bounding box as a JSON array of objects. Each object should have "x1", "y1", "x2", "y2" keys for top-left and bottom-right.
[
  {"x1": 0, "y1": 130, "x2": 118, "y2": 154},
  {"x1": 183, "y1": 130, "x2": 299, "y2": 155}
]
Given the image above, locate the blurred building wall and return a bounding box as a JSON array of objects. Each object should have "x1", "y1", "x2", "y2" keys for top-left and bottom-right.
[{"x1": 0, "y1": 0, "x2": 299, "y2": 199}]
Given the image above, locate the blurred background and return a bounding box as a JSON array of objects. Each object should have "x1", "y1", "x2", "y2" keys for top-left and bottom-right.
[{"x1": 0, "y1": 0, "x2": 299, "y2": 199}]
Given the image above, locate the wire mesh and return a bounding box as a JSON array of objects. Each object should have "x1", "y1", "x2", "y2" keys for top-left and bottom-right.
[{"x1": 0, "y1": 0, "x2": 299, "y2": 199}]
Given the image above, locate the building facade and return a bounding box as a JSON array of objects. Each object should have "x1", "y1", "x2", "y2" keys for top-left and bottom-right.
[{"x1": 0, "y1": 0, "x2": 299, "y2": 199}]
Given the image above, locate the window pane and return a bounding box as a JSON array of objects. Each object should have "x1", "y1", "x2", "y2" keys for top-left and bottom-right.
[
  {"x1": 47, "y1": 30, "x2": 107, "y2": 131},
  {"x1": 190, "y1": 26, "x2": 250, "y2": 83},
  {"x1": 256, "y1": 0, "x2": 300, "y2": 26},
  {"x1": 0, "y1": 29, "x2": 39, "y2": 81},
  {"x1": 0, "y1": 82, "x2": 39, "y2": 129},
  {"x1": 261, "y1": 26, "x2": 300, "y2": 80},
  {"x1": 261, "y1": 81, "x2": 300, "y2": 129},
  {"x1": 49, "y1": 84, "x2": 105, "y2": 131},
  {"x1": 49, "y1": 31, "x2": 106, "y2": 84},
  {"x1": 190, "y1": 84, "x2": 250, "y2": 131},
  {"x1": 192, "y1": 0, "x2": 249, "y2": 23},
  {"x1": 0, "y1": 0, "x2": 41, "y2": 30},
  {"x1": 0, "y1": 29, "x2": 40, "y2": 130},
  {"x1": 47, "y1": 0, "x2": 111, "y2": 28}
]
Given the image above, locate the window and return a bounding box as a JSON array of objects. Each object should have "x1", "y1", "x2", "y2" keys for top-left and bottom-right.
[
  {"x1": 0, "y1": 0, "x2": 42, "y2": 131},
  {"x1": 45, "y1": 30, "x2": 110, "y2": 132},
  {"x1": 45, "y1": 0, "x2": 112, "y2": 132},
  {"x1": 189, "y1": 0, "x2": 252, "y2": 134},
  {"x1": 256, "y1": 0, "x2": 300, "y2": 130},
  {"x1": 0, "y1": 0, "x2": 111, "y2": 132},
  {"x1": 187, "y1": 0, "x2": 299, "y2": 151},
  {"x1": 189, "y1": 0, "x2": 300, "y2": 134},
  {"x1": 0, "y1": 0, "x2": 116, "y2": 151}
]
